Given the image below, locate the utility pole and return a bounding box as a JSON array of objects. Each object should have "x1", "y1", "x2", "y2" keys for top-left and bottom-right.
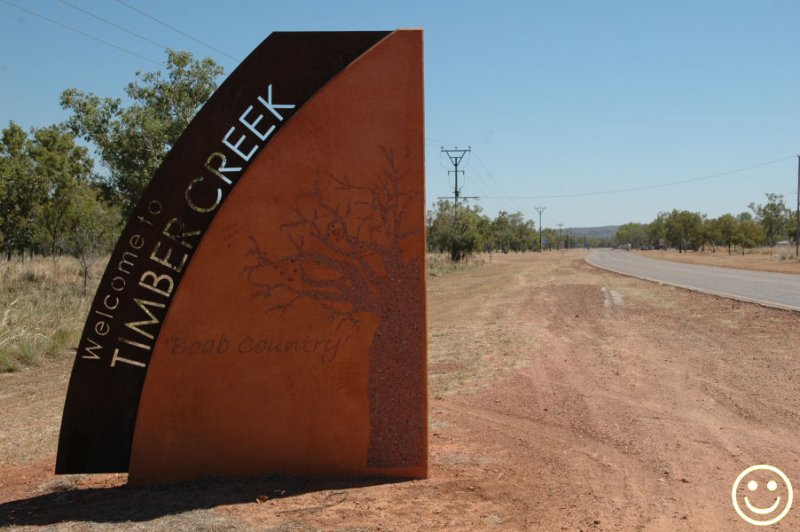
[
  {"x1": 438, "y1": 146, "x2": 477, "y2": 206},
  {"x1": 534, "y1": 206, "x2": 546, "y2": 251},
  {"x1": 796, "y1": 155, "x2": 799, "y2": 258},
  {"x1": 557, "y1": 223, "x2": 564, "y2": 253}
]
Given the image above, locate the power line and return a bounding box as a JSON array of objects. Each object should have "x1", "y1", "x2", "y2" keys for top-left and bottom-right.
[
  {"x1": 463, "y1": 178, "x2": 507, "y2": 212},
  {"x1": 467, "y1": 157, "x2": 523, "y2": 213},
  {"x1": 0, "y1": 0, "x2": 162, "y2": 65},
  {"x1": 478, "y1": 155, "x2": 796, "y2": 200},
  {"x1": 466, "y1": 160, "x2": 518, "y2": 213},
  {"x1": 434, "y1": 146, "x2": 502, "y2": 210},
  {"x1": 427, "y1": 138, "x2": 521, "y2": 213},
  {"x1": 438, "y1": 146, "x2": 478, "y2": 205},
  {"x1": 472, "y1": 151, "x2": 523, "y2": 210},
  {"x1": 426, "y1": 136, "x2": 457, "y2": 146},
  {"x1": 451, "y1": 161, "x2": 488, "y2": 195},
  {"x1": 56, "y1": 0, "x2": 173, "y2": 53},
  {"x1": 115, "y1": 0, "x2": 239, "y2": 62}
]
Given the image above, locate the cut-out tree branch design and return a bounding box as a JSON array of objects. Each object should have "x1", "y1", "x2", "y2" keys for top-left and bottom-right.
[{"x1": 244, "y1": 147, "x2": 425, "y2": 468}]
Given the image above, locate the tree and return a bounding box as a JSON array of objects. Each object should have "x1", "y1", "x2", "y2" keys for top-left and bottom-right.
[
  {"x1": 699, "y1": 214, "x2": 719, "y2": 252},
  {"x1": 786, "y1": 206, "x2": 799, "y2": 253},
  {"x1": 426, "y1": 200, "x2": 485, "y2": 261},
  {"x1": 646, "y1": 213, "x2": 667, "y2": 249},
  {"x1": 28, "y1": 125, "x2": 94, "y2": 258},
  {"x1": 714, "y1": 213, "x2": 738, "y2": 255},
  {"x1": 511, "y1": 214, "x2": 537, "y2": 252},
  {"x1": 492, "y1": 211, "x2": 513, "y2": 253},
  {"x1": 61, "y1": 50, "x2": 223, "y2": 214},
  {"x1": 749, "y1": 193, "x2": 787, "y2": 248},
  {"x1": 485, "y1": 211, "x2": 535, "y2": 253},
  {"x1": 615, "y1": 222, "x2": 648, "y2": 249},
  {"x1": 540, "y1": 227, "x2": 557, "y2": 250},
  {"x1": 664, "y1": 210, "x2": 703, "y2": 252},
  {"x1": 735, "y1": 212, "x2": 764, "y2": 255},
  {"x1": 244, "y1": 149, "x2": 424, "y2": 467},
  {"x1": 0, "y1": 122, "x2": 45, "y2": 259},
  {"x1": 476, "y1": 214, "x2": 495, "y2": 258},
  {"x1": 65, "y1": 181, "x2": 121, "y2": 295}
]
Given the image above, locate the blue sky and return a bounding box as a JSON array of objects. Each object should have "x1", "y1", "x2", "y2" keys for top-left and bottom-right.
[{"x1": 1, "y1": 0, "x2": 799, "y2": 228}]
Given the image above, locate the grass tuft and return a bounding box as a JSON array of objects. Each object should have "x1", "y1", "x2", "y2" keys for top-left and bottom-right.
[
  {"x1": 0, "y1": 256, "x2": 105, "y2": 372},
  {"x1": 426, "y1": 253, "x2": 486, "y2": 276}
]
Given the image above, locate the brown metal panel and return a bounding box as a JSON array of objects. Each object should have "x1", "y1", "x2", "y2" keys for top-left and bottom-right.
[
  {"x1": 128, "y1": 29, "x2": 426, "y2": 485},
  {"x1": 56, "y1": 31, "x2": 391, "y2": 474}
]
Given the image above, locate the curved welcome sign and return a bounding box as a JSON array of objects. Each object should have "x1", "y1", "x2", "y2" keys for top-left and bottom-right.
[{"x1": 56, "y1": 30, "x2": 427, "y2": 484}]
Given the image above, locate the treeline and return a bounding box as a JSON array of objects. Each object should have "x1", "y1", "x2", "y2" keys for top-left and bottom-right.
[
  {"x1": 615, "y1": 193, "x2": 799, "y2": 254},
  {"x1": 0, "y1": 51, "x2": 222, "y2": 292},
  {"x1": 426, "y1": 200, "x2": 601, "y2": 261},
  {"x1": 0, "y1": 122, "x2": 119, "y2": 291}
]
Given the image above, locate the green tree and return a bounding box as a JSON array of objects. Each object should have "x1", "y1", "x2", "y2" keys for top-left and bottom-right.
[
  {"x1": 0, "y1": 122, "x2": 45, "y2": 259},
  {"x1": 664, "y1": 210, "x2": 703, "y2": 252},
  {"x1": 646, "y1": 213, "x2": 667, "y2": 249},
  {"x1": 699, "y1": 214, "x2": 719, "y2": 252},
  {"x1": 65, "y1": 181, "x2": 121, "y2": 295},
  {"x1": 749, "y1": 193, "x2": 787, "y2": 247},
  {"x1": 713, "y1": 213, "x2": 738, "y2": 255},
  {"x1": 615, "y1": 222, "x2": 648, "y2": 249},
  {"x1": 490, "y1": 211, "x2": 536, "y2": 253},
  {"x1": 491, "y1": 211, "x2": 512, "y2": 253},
  {"x1": 512, "y1": 215, "x2": 537, "y2": 252},
  {"x1": 426, "y1": 200, "x2": 486, "y2": 261},
  {"x1": 540, "y1": 227, "x2": 557, "y2": 250},
  {"x1": 61, "y1": 50, "x2": 223, "y2": 214},
  {"x1": 787, "y1": 206, "x2": 799, "y2": 253},
  {"x1": 476, "y1": 214, "x2": 495, "y2": 257},
  {"x1": 735, "y1": 212, "x2": 764, "y2": 255},
  {"x1": 28, "y1": 125, "x2": 94, "y2": 258}
]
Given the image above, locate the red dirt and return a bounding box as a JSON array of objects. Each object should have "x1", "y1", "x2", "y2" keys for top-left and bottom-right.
[{"x1": 2, "y1": 251, "x2": 800, "y2": 530}]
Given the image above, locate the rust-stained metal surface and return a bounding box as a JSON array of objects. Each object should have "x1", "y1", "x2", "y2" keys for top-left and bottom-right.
[
  {"x1": 56, "y1": 31, "x2": 394, "y2": 474},
  {"x1": 127, "y1": 29, "x2": 426, "y2": 484}
]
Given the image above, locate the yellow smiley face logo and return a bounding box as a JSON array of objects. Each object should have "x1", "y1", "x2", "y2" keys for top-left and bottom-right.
[{"x1": 732, "y1": 465, "x2": 793, "y2": 526}]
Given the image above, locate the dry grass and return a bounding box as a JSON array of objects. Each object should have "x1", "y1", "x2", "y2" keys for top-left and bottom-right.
[
  {"x1": 636, "y1": 246, "x2": 800, "y2": 274},
  {"x1": 0, "y1": 256, "x2": 106, "y2": 372},
  {"x1": 427, "y1": 251, "x2": 551, "y2": 398},
  {"x1": 0, "y1": 251, "x2": 479, "y2": 373},
  {"x1": 425, "y1": 253, "x2": 486, "y2": 276}
]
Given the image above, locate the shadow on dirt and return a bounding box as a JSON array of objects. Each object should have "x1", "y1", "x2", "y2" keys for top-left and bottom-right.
[{"x1": 0, "y1": 475, "x2": 401, "y2": 526}]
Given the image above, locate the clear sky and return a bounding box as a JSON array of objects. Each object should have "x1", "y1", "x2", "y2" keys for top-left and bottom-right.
[{"x1": 1, "y1": 0, "x2": 799, "y2": 228}]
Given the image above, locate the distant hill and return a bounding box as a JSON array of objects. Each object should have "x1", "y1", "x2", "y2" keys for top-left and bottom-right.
[{"x1": 563, "y1": 225, "x2": 619, "y2": 239}]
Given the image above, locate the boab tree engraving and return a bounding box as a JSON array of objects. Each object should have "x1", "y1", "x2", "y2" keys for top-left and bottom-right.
[{"x1": 244, "y1": 147, "x2": 425, "y2": 468}]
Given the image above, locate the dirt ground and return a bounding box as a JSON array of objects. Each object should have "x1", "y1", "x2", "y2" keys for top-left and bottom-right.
[
  {"x1": 637, "y1": 247, "x2": 800, "y2": 275},
  {"x1": 2, "y1": 250, "x2": 800, "y2": 530}
]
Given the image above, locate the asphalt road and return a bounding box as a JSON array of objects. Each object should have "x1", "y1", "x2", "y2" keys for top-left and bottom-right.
[{"x1": 586, "y1": 248, "x2": 800, "y2": 312}]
